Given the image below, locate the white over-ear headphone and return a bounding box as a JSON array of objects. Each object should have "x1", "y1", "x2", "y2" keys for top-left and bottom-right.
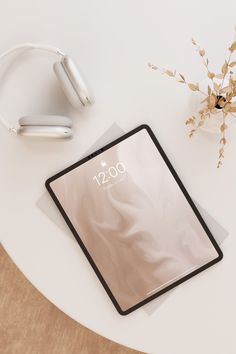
[{"x1": 0, "y1": 43, "x2": 91, "y2": 139}]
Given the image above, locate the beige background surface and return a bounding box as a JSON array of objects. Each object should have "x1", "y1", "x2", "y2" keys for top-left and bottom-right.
[{"x1": 0, "y1": 244, "x2": 143, "y2": 354}]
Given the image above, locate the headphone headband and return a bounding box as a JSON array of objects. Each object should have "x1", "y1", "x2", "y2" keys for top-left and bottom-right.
[
  {"x1": 0, "y1": 43, "x2": 65, "y2": 62},
  {"x1": 0, "y1": 43, "x2": 66, "y2": 133}
]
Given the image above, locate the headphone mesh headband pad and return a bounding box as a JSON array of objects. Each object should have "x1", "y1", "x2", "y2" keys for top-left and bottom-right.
[{"x1": 19, "y1": 115, "x2": 72, "y2": 127}]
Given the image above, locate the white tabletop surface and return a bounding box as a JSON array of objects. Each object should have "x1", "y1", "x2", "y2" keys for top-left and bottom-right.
[{"x1": 1, "y1": 1, "x2": 236, "y2": 353}]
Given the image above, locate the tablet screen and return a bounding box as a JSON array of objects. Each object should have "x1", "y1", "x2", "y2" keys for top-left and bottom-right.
[{"x1": 47, "y1": 125, "x2": 222, "y2": 314}]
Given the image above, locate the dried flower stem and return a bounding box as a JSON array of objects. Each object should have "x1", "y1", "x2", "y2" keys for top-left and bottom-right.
[
  {"x1": 148, "y1": 64, "x2": 207, "y2": 96},
  {"x1": 191, "y1": 38, "x2": 216, "y2": 89},
  {"x1": 220, "y1": 28, "x2": 236, "y2": 89},
  {"x1": 149, "y1": 28, "x2": 236, "y2": 167},
  {"x1": 188, "y1": 109, "x2": 210, "y2": 137},
  {"x1": 217, "y1": 113, "x2": 227, "y2": 168}
]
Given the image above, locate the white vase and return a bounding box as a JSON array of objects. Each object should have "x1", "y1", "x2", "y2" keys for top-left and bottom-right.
[{"x1": 189, "y1": 78, "x2": 236, "y2": 134}]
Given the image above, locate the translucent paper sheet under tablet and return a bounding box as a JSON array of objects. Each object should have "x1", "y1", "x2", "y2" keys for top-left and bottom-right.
[{"x1": 37, "y1": 123, "x2": 228, "y2": 315}]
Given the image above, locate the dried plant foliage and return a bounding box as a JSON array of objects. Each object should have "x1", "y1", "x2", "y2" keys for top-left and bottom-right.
[{"x1": 148, "y1": 28, "x2": 236, "y2": 167}]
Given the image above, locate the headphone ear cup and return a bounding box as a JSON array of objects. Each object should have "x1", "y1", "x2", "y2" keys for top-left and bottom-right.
[
  {"x1": 18, "y1": 126, "x2": 72, "y2": 139},
  {"x1": 19, "y1": 115, "x2": 72, "y2": 128},
  {"x1": 54, "y1": 61, "x2": 82, "y2": 108},
  {"x1": 54, "y1": 56, "x2": 90, "y2": 108},
  {"x1": 18, "y1": 115, "x2": 72, "y2": 139}
]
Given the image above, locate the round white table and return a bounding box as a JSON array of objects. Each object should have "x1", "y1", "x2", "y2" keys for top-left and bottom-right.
[{"x1": 1, "y1": 1, "x2": 236, "y2": 353}]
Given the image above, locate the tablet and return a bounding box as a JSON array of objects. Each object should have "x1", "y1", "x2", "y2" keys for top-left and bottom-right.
[{"x1": 46, "y1": 125, "x2": 223, "y2": 315}]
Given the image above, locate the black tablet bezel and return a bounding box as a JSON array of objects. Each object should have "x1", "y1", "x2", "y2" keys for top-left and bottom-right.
[{"x1": 45, "y1": 124, "x2": 223, "y2": 315}]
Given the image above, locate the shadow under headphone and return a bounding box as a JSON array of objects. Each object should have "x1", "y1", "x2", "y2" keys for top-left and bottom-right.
[{"x1": 0, "y1": 43, "x2": 91, "y2": 139}]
